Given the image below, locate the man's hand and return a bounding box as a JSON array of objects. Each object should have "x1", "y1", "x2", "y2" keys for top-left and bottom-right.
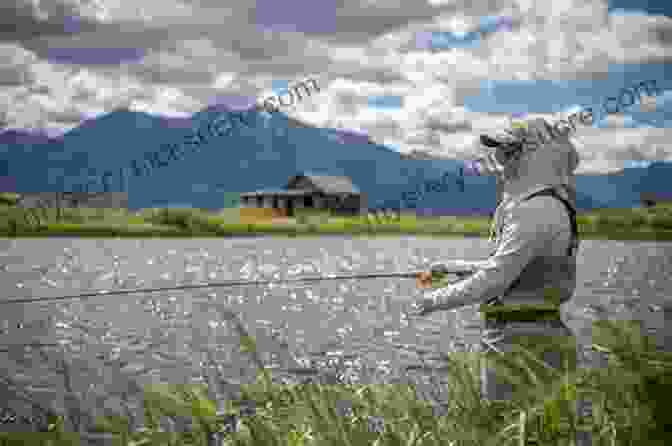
[
  {"x1": 412, "y1": 272, "x2": 447, "y2": 316},
  {"x1": 416, "y1": 271, "x2": 434, "y2": 289},
  {"x1": 416, "y1": 262, "x2": 475, "y2": 289}
]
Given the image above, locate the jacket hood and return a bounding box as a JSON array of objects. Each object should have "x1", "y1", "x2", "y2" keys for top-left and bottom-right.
[{"x1": 485, "y1": 118, "x2": 581, "y2": 206}]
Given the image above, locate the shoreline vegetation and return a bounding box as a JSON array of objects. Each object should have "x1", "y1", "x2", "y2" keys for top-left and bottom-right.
[
  {"x1": 1, "y1": 193, "x2": 672, "y2": 240},
  {"x1": 2, "y1": 316, "x2": 670, "y2": 445}
]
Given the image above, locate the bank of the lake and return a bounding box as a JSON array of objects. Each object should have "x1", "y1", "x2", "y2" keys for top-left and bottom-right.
[
  {"x1": 7, "y1": 226, "x2": 672, "y2": 241},
  {"x1": 1, "y1": 194, "x2": 672, "y2": 241}
]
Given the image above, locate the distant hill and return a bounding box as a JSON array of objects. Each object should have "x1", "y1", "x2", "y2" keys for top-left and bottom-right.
[{"x1": 1, "y1": 108, "x2": 669, "y2": 213}]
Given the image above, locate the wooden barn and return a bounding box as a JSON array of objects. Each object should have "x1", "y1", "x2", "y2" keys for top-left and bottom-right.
[{"x1": 239, "y1": 173, "x2": 365, "y2": 218}]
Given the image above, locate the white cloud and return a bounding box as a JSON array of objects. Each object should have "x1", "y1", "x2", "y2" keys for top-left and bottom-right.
[
  {"x1": 0, "y1": 0, "x2": 671, "y2": 174},
  {"x1": 0, "y1": 44, "x2": 38, "y2": 86}
]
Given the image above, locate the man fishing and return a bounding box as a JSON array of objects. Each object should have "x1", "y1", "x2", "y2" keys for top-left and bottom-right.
[{"x1": 409, "y1": 117, "x2": 591, "y2": 443}]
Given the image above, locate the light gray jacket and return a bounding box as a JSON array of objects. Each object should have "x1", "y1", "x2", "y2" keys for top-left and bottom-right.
[
  {"x1": 427, "y1": 118, "x2": 581, "y2": 311},
  {"x1": 427, "y1": 185, "x2": 578, "y2": 310}
]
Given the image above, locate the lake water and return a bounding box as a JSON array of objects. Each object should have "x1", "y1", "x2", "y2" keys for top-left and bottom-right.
[{"x1": 1, "y1": 236, "x2": 671, "y2": 427}]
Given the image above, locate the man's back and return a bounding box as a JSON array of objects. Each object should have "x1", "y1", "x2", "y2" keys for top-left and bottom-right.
[{"x1": 490, "y1": 188, "x2": 578, "y2": 308}]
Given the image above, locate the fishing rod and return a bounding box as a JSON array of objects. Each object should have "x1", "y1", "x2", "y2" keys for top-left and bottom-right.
[{"x1": 0, "y1": 269, "x2": 472, "y2": 306}]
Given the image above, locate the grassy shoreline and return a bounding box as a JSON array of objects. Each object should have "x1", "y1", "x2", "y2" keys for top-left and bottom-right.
[
  {"x1": 7, "y1": 229, "x2": 672, "y2": 241},
  {"x1": 4, "y1": 318, "x2": 670, "y2": 445},
  {"x1": 1, "y1": 195, "x2": 672, "y2": 240}
]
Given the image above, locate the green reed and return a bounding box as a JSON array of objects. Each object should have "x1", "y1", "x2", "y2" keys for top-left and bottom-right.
[{"x1": 2, "y1": 314, "x2": 668, "y2": 446}]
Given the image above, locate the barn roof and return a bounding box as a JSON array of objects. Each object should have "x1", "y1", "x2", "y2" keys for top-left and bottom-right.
[
  {"x1": 240, "y1": 188, "x2": 313, "y2": 197},
  {"x1": 287, "y1": 173, "x2": 360, "y2": 194}
]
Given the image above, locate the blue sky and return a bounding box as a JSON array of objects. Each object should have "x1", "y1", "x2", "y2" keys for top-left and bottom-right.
[
  {"x1": 271, "y1": 80, "x2": 291, "y2": 96},
  {"x1": 367, "y1": 95, "x2": 404, "y2": 110},
  {"x1": 464, "y1": 63, "x2": 670, "y2": 127},
  {"x1": 415, "y1": 15, "x2": 513, "y2": 51}
]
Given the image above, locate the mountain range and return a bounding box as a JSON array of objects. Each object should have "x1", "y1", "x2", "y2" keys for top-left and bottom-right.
[{"x1": 0, "y1": 107, "x2": 668, "y2": 213}]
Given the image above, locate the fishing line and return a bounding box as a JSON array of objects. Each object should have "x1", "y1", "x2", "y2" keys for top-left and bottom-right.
[{"x1": 0, "y1": 269, "x2": 471, "y2": 306}]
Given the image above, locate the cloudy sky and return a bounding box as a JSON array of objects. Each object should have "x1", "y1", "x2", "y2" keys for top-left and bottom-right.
[{"x1": 0, "y1": 0, "x2": 671, "y2": 174}]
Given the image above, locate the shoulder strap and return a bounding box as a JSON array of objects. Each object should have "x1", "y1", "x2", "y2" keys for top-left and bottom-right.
[
  {"x1": 490, "y1": 187, "x2": 579, "y2": 255},
  {"x1": 494, "y1": 187, "x2": 579, "y2": 303},
  {"x1": 522, "y1": 187, "x2": 579, "y2": 257}
]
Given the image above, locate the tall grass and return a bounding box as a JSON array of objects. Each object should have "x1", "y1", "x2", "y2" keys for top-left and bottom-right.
[
  {"x1": 2, "y1": 313, "x2": 670, "y2": 446},
  {"x1": 2, "y1": 200, "x2": 672, "y2": 239}
]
